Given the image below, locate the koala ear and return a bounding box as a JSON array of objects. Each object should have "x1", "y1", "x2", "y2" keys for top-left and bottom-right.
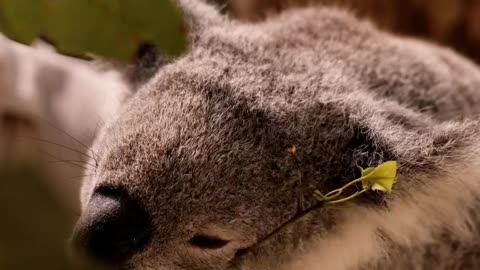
[
  {"x1": 177, "y1": 0, "x2": 227, "y2": 36},
  {"x1": 96, "y1": 43, "x2": 168, "y2": 91},
  {"x1": 101, "y1": 1, "x2": 227, "y2": 91},
  {"x1": 121, "y1": 44, "x2": 168, "y2": 89}
]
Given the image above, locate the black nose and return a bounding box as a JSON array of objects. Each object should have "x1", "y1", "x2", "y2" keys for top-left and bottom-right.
[{"x1": 71, "y1": 187, "x2": 152, "y2": 265}]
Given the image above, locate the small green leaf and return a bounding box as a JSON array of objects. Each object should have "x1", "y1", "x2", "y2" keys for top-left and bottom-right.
[
  {"x1": 360, "y1": 161, "x2": 397, "y2": 193},
  {"x1": 371, "y1": 183, "x2": 388, "y2": 192},
  {"x1": 359, "y1": 166, "x2": 374, "y2": 177}
]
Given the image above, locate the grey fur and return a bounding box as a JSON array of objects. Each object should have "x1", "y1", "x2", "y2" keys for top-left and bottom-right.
[{"x1": 78, "y1": 1, "x2": 480, "y2": 270}]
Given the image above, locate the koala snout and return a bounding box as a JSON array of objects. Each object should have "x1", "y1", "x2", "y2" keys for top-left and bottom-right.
[{"x1": 71, "y1": 187, "x2": 152, "y2": 265}]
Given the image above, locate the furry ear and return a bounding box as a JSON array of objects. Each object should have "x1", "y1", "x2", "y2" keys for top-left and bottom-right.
[
  {"x1": 95, "y1": 43, "x2": 168, "y2": 90},
  {"x1": 120, "y1": 44, "x2": 168, "y2": 90},
  {"x1": 101, "y1": 0, "x2": 227, "y2": 90},
  {"x1": 177, "y1": 0, "x2": 227, "y2": 35}
]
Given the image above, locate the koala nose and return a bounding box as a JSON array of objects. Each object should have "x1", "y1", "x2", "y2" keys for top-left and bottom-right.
[{"x1": 71, "y1": 187, "x2": 152, "y2": 264}]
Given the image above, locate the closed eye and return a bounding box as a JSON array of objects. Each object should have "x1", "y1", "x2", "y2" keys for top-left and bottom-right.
[{"x1": 189, "y1": 235, "x2": 230, "y2": 249}]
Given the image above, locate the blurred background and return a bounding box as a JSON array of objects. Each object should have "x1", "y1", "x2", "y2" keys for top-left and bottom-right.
[
  {"x1": 1, "y1": 0, "x2": 480, "y2": 269},
  {"x1": 0, "y1": 35, "x2": 129, "y2": 269},
  {"x1": 227, "y1": 0, "x2": 480, "y2": 64}
]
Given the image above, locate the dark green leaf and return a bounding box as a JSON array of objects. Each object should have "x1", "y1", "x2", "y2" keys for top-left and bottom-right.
[{"x1": 0, "y1": 0, "x2": 187, "y2": 62}]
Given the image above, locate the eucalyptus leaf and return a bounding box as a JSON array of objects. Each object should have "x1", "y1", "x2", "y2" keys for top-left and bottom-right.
[
  {"x1": 360, "y1": 161, "x2": 397, "y2": 193},
  {"x1": 0, "y1": 0, "x2": 187, "y2": 62},
  {"x1": 359, "y1": 166, "x2": 374, "y2": 177}
]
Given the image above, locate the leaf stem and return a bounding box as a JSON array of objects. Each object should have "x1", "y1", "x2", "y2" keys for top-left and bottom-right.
[
  {"x1": 289, "y1": 147, "x2": 305, "y2": 212},
  {"x1": 324, "y1": 188, "x2": 343, "y2": 201},
  {"x1": 318, "y1": 175, "x2": 370, "y2": 202},
  {"x1": 326, "y1": 188, "x2": 368, "y2": 204},
  {"x1": 337, "y1": 175, "x2": 369, "y2": 191}
]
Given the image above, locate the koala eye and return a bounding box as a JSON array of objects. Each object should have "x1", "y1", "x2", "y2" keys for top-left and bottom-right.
[{"x1": 189, "y1": 234, "x2": 230, "y2": 249}]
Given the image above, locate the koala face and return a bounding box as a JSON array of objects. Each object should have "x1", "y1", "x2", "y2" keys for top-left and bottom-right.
[
  {"x1": 72, "y1": 1, "x2": 480, "y2": 270},
  {"x1": 73, "y1": 5, "x2": 357, "y2": 268},
  {"x1": 74, "y1": 7, "x2": 305, "y2": 270},
  {"x1": 75, "y1": 69, "x2": 303, "y2": 269}
]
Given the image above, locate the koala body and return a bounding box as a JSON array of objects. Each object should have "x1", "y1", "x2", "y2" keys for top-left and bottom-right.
[{"x1": 73, "y1": 1, "x2": 480, "y2": 270}]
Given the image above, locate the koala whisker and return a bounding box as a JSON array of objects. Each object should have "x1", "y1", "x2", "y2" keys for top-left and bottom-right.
[
  {"x1": 18, "y1": 136, "x2": 97, "y2": 162},
  {"x1": 31, "y1": 114, "x2": 100, "y2": 164},
  {"x1": 46, "y1": 159, "x2": 95, "y2": 170},
  {"x1": 45, "y1": 157, "x2": 97, "y2": 167},
  {"x1": 32, "y1": 115, "x2": 92, "y2": 151},
  {"x1": 39, "y1": 149, "x2": 95, "y2": 169},
  {"x1": 63, "y1": 174, "x2": 95, "y2": 182}
]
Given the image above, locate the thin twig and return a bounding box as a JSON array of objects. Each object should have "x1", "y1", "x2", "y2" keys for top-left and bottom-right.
[{"x1": 289, "y1": 146, "x2": 305, "y2": 212}]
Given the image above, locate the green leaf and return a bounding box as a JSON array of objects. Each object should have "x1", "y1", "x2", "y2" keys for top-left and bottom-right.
[
  {"x1": 0, "y1": 0, "x2": 188, "y2": 62},
  {"x1": 360, "y1": 161, "x2": 397, "y2": 193},
  {"x1": 358, "y1": 166, "x2": 374, "y2": 177}
]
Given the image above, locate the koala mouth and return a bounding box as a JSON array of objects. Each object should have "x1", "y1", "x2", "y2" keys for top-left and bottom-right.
[{"x1": 229, "y1": 201, "x2": 325, "y2": 265}]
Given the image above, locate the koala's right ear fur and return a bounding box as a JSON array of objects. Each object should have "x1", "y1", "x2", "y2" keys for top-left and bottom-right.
[
  {"x1": 105, "y1": 0, "x2": 228, "y2": 91},
  {"x1": 177, "y1": 0, "x2": 227, "y2": 35},
  {"x1": 120, "y1": 44, "x2": 169, "y2": 90}
]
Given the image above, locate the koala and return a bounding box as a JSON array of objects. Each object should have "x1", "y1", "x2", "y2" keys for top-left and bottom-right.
[{"x1": 72, "y1": 1, "x2": 480, "y2": 269}]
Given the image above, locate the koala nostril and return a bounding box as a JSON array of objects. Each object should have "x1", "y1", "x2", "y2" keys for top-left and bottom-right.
[
  {"x1": 71, "y1": 187, "x2": 152, "y2": 264},
  {"x1": 189, "y1": 235, "x2": 230, "y2": 249}
]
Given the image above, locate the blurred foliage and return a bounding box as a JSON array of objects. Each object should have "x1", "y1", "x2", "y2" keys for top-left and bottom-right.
[
  {"x1": 0, "y1": 0, "x2": 187, "y2": 62},
  {"x1": 0, "y1": 165, "x2": 73, "y2": 269},
  {"x1": 0, "y1": 163, "x2": 104, "y2": 270}
]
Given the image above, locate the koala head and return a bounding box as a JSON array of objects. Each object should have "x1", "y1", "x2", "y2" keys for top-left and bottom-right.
[{"x1": 71, "y1": 0, "x2": 480, "y2": 269}]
